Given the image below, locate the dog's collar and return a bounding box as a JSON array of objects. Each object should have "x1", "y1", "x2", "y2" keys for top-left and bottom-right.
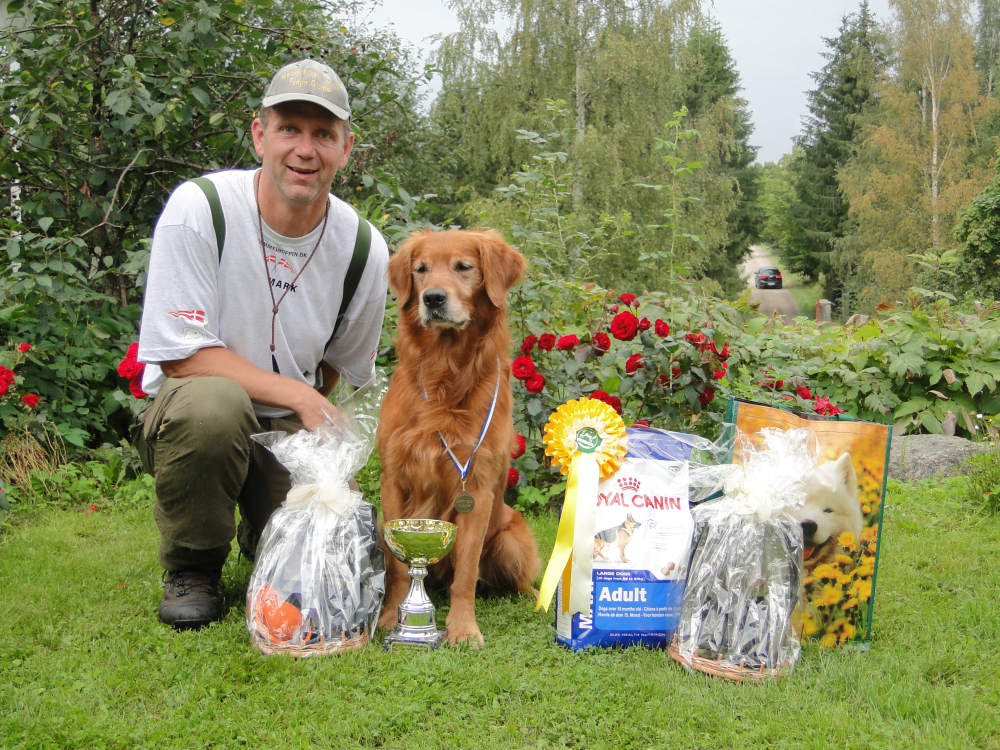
[{"x1": 421, "y1": 359, "x2": 502, "y2": 485}]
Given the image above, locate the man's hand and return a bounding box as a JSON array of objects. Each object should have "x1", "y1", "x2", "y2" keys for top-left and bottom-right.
[{"x1": 160, "y1": 347, "x2": 342, "y2": 431}]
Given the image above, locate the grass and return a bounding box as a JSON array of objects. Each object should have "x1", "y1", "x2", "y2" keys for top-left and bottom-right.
[
  {"x1": 781, "y1": 270, "x2": 823, "y2": 321},
  {"x1": 2, "y1": 477, "x2": 999, "y2": 749}
]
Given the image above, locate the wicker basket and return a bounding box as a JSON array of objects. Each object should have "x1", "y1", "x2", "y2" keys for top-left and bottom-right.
[
  {"x1": 667, "y1": 634, "x2": 792, "y2": 683},
  {"x1": 251, "y1": 626, "x2": 370, "y2": 657}
]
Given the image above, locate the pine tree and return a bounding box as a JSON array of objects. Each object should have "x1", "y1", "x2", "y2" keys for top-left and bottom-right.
[
  {"x1": 678, "y1": 21, "x2": 764, "y2": 286},
  {"x1": 787, "y1": 1, "x2": 886, "y2": 306}
]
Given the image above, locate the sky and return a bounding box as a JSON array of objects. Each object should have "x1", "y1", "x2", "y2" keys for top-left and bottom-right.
[{"x1": 358, "y1": 0, "x2": 894, "y2": 164}]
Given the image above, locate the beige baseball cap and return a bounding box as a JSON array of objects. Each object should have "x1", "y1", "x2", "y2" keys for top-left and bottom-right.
[{"x1": 261, "y1": 59, "x2": 351, "y2": 120}]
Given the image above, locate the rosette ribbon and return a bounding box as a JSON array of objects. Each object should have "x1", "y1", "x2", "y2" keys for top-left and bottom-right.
[{"x1": 535, "y1": 398, "x2": 628, "y2": 614}]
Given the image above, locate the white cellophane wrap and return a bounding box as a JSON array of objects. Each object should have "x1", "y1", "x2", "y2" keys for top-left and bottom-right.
[
  {"x1": 246, "y1": 374, "x2": 388, "y2": 654},
  {"x1": 674, "y1": 427, "x2": 816, "y2": 676}
]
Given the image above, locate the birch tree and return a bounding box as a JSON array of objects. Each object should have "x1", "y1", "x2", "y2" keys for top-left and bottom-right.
[{"x1": 840, "y1": 0, "x2": 996, "y2": 308}]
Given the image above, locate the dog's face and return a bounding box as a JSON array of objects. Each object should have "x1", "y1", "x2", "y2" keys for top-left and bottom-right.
[
  {"x1": 786, "y1": 453, "x2": 863, "y2": 563},
  {"x1": 625, "y1": 513, "x2": 641, "y2": 530},
  {"x1": 388, "y1": 229, "x2": 526, "y2": 330}
]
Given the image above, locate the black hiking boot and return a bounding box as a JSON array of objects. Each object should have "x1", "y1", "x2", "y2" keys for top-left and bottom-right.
[{"x1": 159, "y1": 569, "x2": 223, "y2": 630}]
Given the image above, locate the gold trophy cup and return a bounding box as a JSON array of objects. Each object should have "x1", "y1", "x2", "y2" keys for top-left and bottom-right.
[{"x1": 381, "y1": 518, "x2": 457, "y2": 651}]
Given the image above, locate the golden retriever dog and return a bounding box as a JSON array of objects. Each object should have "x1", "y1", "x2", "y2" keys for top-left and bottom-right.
[{"x1": 377, "y1": 229, "x2": 542, "y2": 646}]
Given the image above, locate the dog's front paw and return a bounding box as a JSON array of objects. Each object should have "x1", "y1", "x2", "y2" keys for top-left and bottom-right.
[
  {"x1": 445, "y1": 620, "x2": 484, "y2": 647},
  {"x1": 377, "y1": 609, "x2": 398, "y2": 631}
]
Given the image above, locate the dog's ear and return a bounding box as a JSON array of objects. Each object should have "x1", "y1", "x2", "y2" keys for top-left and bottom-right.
[
  {"x1": 389, "y1": 230, "x2": 427, "y2": 306},
  {"x1": 476, "y1": 230, "x2": 526, "y2": 308},
  {"x1": 832, "y1": 453, "x2": 857, "y2": 489}
]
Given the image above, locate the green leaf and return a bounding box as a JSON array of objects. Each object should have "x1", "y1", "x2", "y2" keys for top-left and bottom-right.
[
  {"x1": 38, "y1": 217, "x2": 54, "y2": 233},
  {"x1": 527, "y1": 398, "x2": 542, "y2": 417},
  {"x1": 747, "y1": 317, "x2": 766, "y2": 336},
  {"x1": 966, "y1": 372, "x2": 986, "y2": 397},
  {"x1": 209, "y1": 112, "x2": 225, "y2": 125},
  {"x1": 191, "y1": 88, "x2": 211, "y2": 108},
  {"x1": 564, "y1": 360, "x2": 580, "y2": 378}
]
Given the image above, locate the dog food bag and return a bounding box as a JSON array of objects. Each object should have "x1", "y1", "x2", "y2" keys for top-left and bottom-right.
[
  {"x1": 670, "y1": 427, "x2": 815, "y2": 680},
  {"x1": 246, "y1": 377, "x2": 387, "y2": 656},
  {"x1": 555, "y1": 428, "x2": 731, "y2": 651}
]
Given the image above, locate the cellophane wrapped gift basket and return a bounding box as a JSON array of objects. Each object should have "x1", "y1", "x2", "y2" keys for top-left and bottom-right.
[
  {"x1": 246, "y1": 377, "x2": 387, "y2": 656},
  {"x1": 669, "y1": 427, "x2": 816, "y2": 681}
]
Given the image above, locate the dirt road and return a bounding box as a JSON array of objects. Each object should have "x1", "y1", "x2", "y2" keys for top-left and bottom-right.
[{"x1": 741, "y1": 245, "x2": 802, "y2": 324}]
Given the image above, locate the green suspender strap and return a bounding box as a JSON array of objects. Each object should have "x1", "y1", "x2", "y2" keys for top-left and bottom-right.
[
  {"x1": 190, "y1": 177, "x2": 225, "y2": 261},
  {"x1": 327, "y1": 205, "x2": 372, "y2": 343}
]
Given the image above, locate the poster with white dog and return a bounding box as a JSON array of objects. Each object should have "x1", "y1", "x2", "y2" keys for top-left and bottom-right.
[{"x1": 725, "y1": 398, "x2": 890, "y2": 648}]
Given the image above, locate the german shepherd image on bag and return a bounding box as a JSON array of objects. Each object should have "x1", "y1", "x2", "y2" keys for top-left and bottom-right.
[{"x1": 593, "y1": 513, "x2": 642, "y2": 563}]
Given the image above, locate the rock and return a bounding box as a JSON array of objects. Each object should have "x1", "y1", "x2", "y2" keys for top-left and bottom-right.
[{"x1": 887, "y1": 434, "x2": 991, "y2": 482}]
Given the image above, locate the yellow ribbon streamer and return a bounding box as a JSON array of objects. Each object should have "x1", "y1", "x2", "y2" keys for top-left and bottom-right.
[{"x1": 535, "y1": 454, "x2": 582, "y2": 612}]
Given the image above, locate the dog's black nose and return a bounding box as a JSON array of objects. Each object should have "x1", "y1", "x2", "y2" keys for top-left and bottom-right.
[
  {"x1": 423, "y1": 288, "x2": 447, "y2": 309},
  {"x1": 801, "y1": 520, "x2": 817, "y2": 539}
]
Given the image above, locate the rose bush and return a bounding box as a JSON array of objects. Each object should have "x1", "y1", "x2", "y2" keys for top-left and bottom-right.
[{"x1": 502, "y1": 274, "x2": 1000, "y2": 510}]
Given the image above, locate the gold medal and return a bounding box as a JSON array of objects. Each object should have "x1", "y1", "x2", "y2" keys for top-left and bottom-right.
[{"x1": 454, "y1": 492, "x2": 475, "y2": 514}]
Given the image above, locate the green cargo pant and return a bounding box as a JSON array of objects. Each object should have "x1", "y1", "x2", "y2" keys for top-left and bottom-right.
[{"x1": 130, "y1": 377, "x2": 303, "y2": 573}]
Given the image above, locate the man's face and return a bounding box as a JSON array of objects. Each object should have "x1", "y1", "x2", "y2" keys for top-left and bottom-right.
[{"x1": 251, "y1": 101, "x2": 353, "y2": 209}]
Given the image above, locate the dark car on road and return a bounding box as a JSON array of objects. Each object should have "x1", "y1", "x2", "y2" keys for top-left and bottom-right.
[{"x1": 754, "y1": 266, "x2": 783, "y2": 289}]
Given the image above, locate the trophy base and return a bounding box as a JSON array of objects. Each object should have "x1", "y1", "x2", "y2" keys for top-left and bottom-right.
[{"x1": 383, "y1": 628, "x2": 447, "y2": 651}]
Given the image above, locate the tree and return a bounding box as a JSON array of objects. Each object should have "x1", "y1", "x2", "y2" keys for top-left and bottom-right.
[
  {"x1": 786, "y1": 2, "x2": 886, "y2": 307},
  {"x1": 840, "y1": 0, "x2": 997, "y2": 310},
  {"x1": 677, "y1": 20, "x2": 763, "y2": 291},
  {"x1": 433, "y1": 0, "x2": 755, "y2": 296},
  {"x1": 975, "y1": 0, "x2": 1000, "y2": 94}
]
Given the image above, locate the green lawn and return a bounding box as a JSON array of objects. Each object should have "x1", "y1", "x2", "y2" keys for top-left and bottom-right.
[
  {"x1": 782, "y1": 270, "x2": 823, "y2": 320},
  {"x1": 1, "y1": 477, "x2": 998, "y2": 749}
]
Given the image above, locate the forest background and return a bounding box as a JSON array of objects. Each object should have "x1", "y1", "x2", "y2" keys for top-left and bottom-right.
[{"x1": 3, "y1": 0, "x2": 1000, "y2": 506}]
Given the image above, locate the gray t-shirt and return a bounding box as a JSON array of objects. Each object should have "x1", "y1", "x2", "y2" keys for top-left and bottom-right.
[{"x1": 138, "y1": 169, "x2": 388, "y2": 418}]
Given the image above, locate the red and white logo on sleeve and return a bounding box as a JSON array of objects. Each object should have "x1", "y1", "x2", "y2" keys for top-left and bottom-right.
[{"x1": 167, "y1": 309, "x2": 206, "y2": 323}]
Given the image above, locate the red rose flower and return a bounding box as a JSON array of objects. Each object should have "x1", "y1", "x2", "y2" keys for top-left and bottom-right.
[
  {"x1": 538, "y1": 334, "x2": 556, "y2": 351},
  {"x1": 117, "y1": 342, "x2": 145, "y2": 381},
  {"x1": 520, "y1": 335, "x2": 538, "y2": 355},
  {"x1": 698, "y1": 387, "x2": 715, "y2": 407},
  {"x1": 605, "y1": 395, "x2": 623, "y2": 414},
  {"x1": 591, "y1": 390, "x2": 610, "y2": 401},
  {"x1": 0, "y1": 365, "x2": 14, "y2": 385},
  {"x1": 507, "y1": 468, "x2": 520, "y2": 488},
  {"x1": 556, "y1": 334, "x2": 579, "y2": 351},
  {"x1": 21, "y1": 394, "x2": 39, "y2": 408},
  {"x1": 129, "y1": 379, "x2": 147, "y2": 399},
  {"x1": 511, "y1": 434, "x2": 526, "y2": 459},
  {"x1": 654, "y1": 319, "x2": 670, "y2": 337},
  {"x1": 591, "y1": 333, "x2": 611, "y2": 352},
  {"x1": 813, "y1": 397, "x2": 844, "y2": 416},
  {"x1": 684, "y1": 332, "x2": 708, "y2": 348},
  {"x1": 718, "y1": 345, "x2": 730, "y2": 360},
  {"x1": 656, "y1": 373, "x2": 670, "y2": 388},
  {"x1": 610, "y1": 311, "x2": 639, "y2": 341},
  {"x1": 511, "y1": 356, "x2": 536, "y2": 380},
  {"x1": 796, "y1": 386, "x2": 812, "y2": 400},
  {"x1": 609, "y1": 304, "x2": 619, "y2": 313},
  {"x1": 17, "y1": 343, "x2": 31, "y2": 353},
  {"x1": 0, "y1": 382, "x2": 7, "y2": 397},
  {"x1": 711, "y1": 368, "x2": 726, "y2": 380},
  {"x1": 619, "y1": 293, "x2": 637, "y2": 307},
  {"x1": 638, "y1": 317, "x2": 650, "y2": 332},
  {"x1": 625, "y1": 353, "x2": 643, "y2": 374},
  {"x1": 633, "y1": 420, "x2": 650, "y2": 428},
  {"x1": 524, "y1": 373, "x2": 545, "y2": 393},
  {"x1": 671, "y1": 366, "x2": 681, "y2": 377}
]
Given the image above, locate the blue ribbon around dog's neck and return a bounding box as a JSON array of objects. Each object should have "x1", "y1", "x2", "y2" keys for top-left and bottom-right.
[{"x1": 422, "y1": 360, "x2": 502, "y2": 485}]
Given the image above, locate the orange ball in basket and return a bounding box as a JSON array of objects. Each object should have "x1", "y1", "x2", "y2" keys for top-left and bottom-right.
[{"x1": 254, "y1": 585, "x2": 303, "y2": 643}]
